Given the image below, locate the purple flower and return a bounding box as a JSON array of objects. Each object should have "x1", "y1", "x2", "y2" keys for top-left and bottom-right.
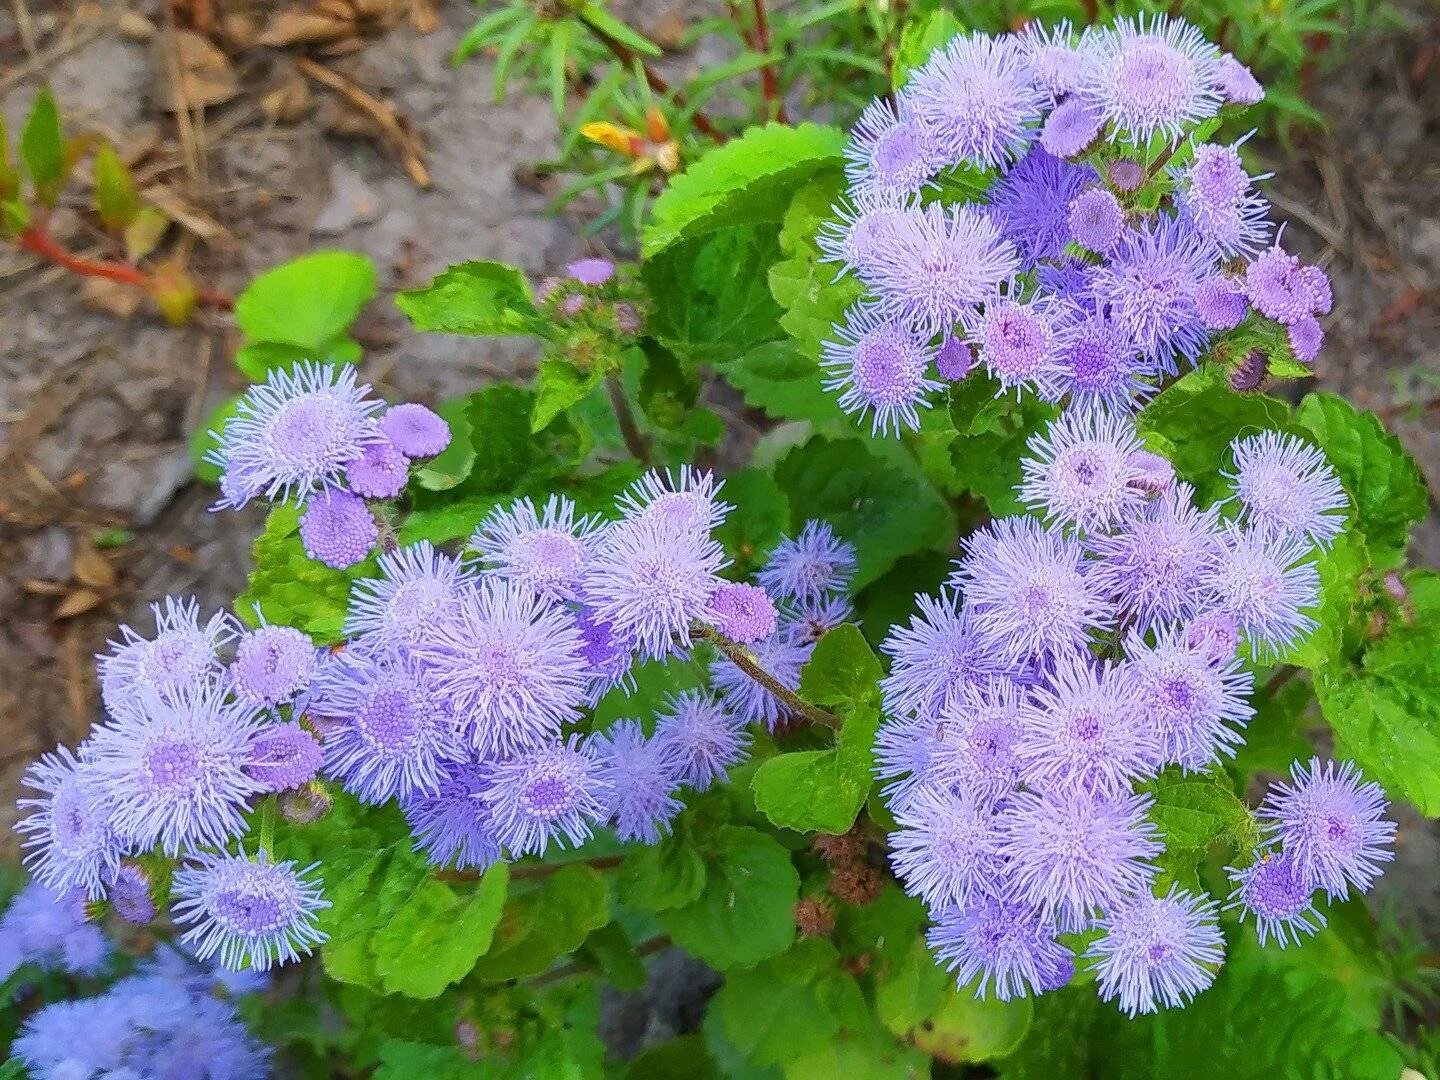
[
  {"x1": 786, "y1": 593, "x2": 856, "y2": 644},
  {"x1": 1245, "y1": 244, "x2": 1323, "y2": 325},
  {"x1": 948, "y1": 680, "x2": 1029, "y2": 800},
  {"x1": 861, "y1": 202, "x2": 1019, "y2": 339},
  {"x1": 1184, "y1": 610, "x2": 1241, "y2": 663},
  {"x1": 890, "y1": 788, "x2": 1005, "y2": 909},
  {"x1": 1183, "y1": 190, "x2": 1273, "y2": 258},
  {"x1": 1109, "y1": 159, "x2": 1145, "y2": 192},
  {"x1": 595, "y1": 720, "x2": 685, "y2": 844},
  {"x1": 471, "y1": 494, "x2": 602, "y2": 602},
  {"x1": 817, "y1": 189, "x2": 914, "y2": 279},
  {"x1": 987, "y1": 150, "x2": 1096, "y2": 266},
  {"x1": 402, "y1": 760, "x2": 503, "y2": 871},
  {"x1": 344, "y1": 436, "x2": 410, "y2": 499},
  {"x1": 709, "y1": 630, "x2": 811, "y2": 729},
  {"x1": 411, "y1": 578, "x2": 588, "y2": 758},
  {"x1": 1225, "y1": 851, "x2": 1325, "y2": 947},
  {"x1": 973, "y1": 292, "x2": 1072, "y2": 393},
  {"x1": 1018, "y1": 656, "x2": 1157, "y2": 795},
  {"x1": 208, "y1": 361, "x2": 384, "y2": 509},
  {"x1": 1020, "y1": 410, "x2": 1146, "y2": 533},
  {"x1": 1069, "y1": 188, "x2": 1124, "y2": 251},
  {"x1": 345, "y1": 540, "x2": 473, "y2": 653},
  {"x1": 86, "y1": 686, "x2": 266, "y2": 857},
  {"x1": 299, "y1": 489, "x2": 378, "y2": 569},
  {"x1": 952, "y1": 517, "x2": 1112, "y2": 663},
  {"x1": 653, "y1": 691, "x2": 750, "y2": 791},
  {"x1": 844, "y1": 96, "x2": 941, "y2": 198},
  {"x1": 108, "y1": 864, "x2": 156, "y2": 924},
  {"x1": 379, "y1": 402, "x2": 451, "y2": 459},
  {"x1": 1226, "y1": 431, "x2": 1347, "y2": 548},
  {"x1": 821, "y1": 304, "x2": 940, "y2": 435},
  {"x1": 172, "y1": 849, "x2": 328, "y2": 971},
  {"x1": 246, "y1": 722, "x2": 323, "y2": 793},
  {"x1": 879, "y1": 591, "x2": 1006, "y2": 718},
  {"x1": 1201, "y1": 526, "x2": 1320, "y2": 658},
  {"x1": 1044, "y1": 306, "x2": 1153, "y2": 412},
  {"x1": 1084, "y1": 15, "x2": 1221, "y2": 142},
  {"x1": 757, "y1": 520, "x2": 857, "y2": 605},
  {"x1": 935, "y1": 335, "x2": 975, "y2": 381},
  {"x1": 1258, "y1": 758, "x2": 1395, "y2": 899},
  {"x1": 708, "y1": 582, "x2": 778, "y2": 644},
  {"x1": 617, "y1": 465, "x2": 732, "y2": 534},
  {"x1": 97, "y1": 595, "x2": 234, "y2": 713},
  {"x1": 18, "y1": 746, "x2": 123, "y2": 900},
  {"x1": 1126, "y1": 628, "x2": 1253, "y2": 772},
  {"x1": 568, "y1": 257, "x2": 615, "y2": 286},
  {"x1": 1087, "y1": 885, "x2": 1224, "y2": 1015},
  {"x1": 1002, "y1": 787, "x2": 1160, "y2": 930},
  {"x1": 1087, "y1": 481, "x2": 1222, "y2": 633},
  {"x1": 483, "y1": 736, "x2": 611, "y2": 857},
  {"x1": 576, "y1": 605, "x2": 638, "y2": 704},
  {"x1": 908, "y1": 33, "x2": 1045, "y2": 168},
  {"x1": 1127, "y1": 448, "x2": 1176, "y2": 495},
  {"x1": 229, "y1": 621, "x2": 318, "y2": 708},
  {"x1": 1017, "y1": 19, "x2": 1090, "y2": 100},
  {"x1": 1215, "y1": 52, "x2": 1264, "y2": 105},
  {"x1": 1288, "y1": 315, "x2": 1324, "y2": 364},
  {"x1": 1039, "y1": 97, "x2": 1104, "y2": 157},
  {"x1": 928, "y1": 897, "x2": 1073, "y2": 1002},
  {"x1": 1193, "y1": 274, "x2": 1248, "y2": 330}
]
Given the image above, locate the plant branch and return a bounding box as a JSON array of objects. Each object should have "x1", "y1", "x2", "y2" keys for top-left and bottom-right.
[
  {"x1": 694, "y1": 624, "x2": 840, "y2": 729},
  {"x1": 606, "y1": 375, "x2": 652, "y2": 466},
  {"x1": 528, "y1": 934, "x2": 672, "y2": 988},
  {"x1": 15, "y1": 223, "x2": 234, "y2": 311},
  {"x1": 1260, "y1": 663, "x2": 1302, "y2": 701},
  {"x1": 510, "y1": 854, "x2": 624, "y2": 881},
  {"x1": 749, "y1": 0, "x2": 788, "y2": 123}
]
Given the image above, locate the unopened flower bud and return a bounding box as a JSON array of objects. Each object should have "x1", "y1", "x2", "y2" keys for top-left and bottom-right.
[
  {"x1": 1366, "y1": 611, "x2": 1388, "y2": 640},
  {"x1": 614, "y1": 301, "x2": 641, "y2": 335},
  {"x1": 1229, "y1": 348, "x2": 1268, "y2": 392},
  {"x1": 1382, "y1": 571, "x2": 1407, "y2": 603},
  {"x1": 1126, "y1": 449, "x2": 1175, "y2": 495},
  {"x1": 558, "y1": 294, "x2": 586, "y2": 318},
  {"x1": 1184, "y1": 611, "x2": 1240, "y2": 664},
  {"x1": 279, "y1": 781, "x2": 332, "y2": 825},
  {"x1": 535, "y1": 276, "x2": 563, "y2": 303}
]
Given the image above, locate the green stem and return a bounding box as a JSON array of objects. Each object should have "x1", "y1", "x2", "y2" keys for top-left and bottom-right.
[
  {"x1": 256, "y1": 795, "x2": 278, "y2": 856},
  {"x1": 1260, "y1": 664, "x2": 1302, "y2": 701},
  {"x1": 694, "y1": 624, "x2": 840, "y2": 729},
  {"x1": 606, "y1": 375, "x2": 652, "y2": 466}
]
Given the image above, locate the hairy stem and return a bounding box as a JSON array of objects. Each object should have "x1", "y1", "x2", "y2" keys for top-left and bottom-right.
[
  {"x1": 694, "y1": 624, "x2": 840, "y2": 730},
  {"x1": 606, "y1": 375, "x2": 652, "y2": 466}
]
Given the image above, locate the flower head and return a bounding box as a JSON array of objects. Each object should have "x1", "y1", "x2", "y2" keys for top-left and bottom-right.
[
  {"x1": 483, "y1": 736, "x2": 611, "y2": 857},
  {"x1": 890, "y1": 789, "x2": 1006, "y2": 909},
  {"x1": 817, "y1": 189, "x2": 914, "y2": 279},
  {"x1": 880, "y1": 591, "x2": 1011, "y2": 719},
  {"x1": 1226, "y1": 431, "x2": 1347, "y2": 548},
  {"x1": 1017, "y1": 19, "x2": 1090, "y2": 100},
  {"x1": 245, "y1": 722, "x2": 323, "y2": 793},
  {"x1": 1288, "y1": 315, "x2": 1324, "y2": 365},
  {"x1": 1069, "y1": 188, "x2": 1124, "y2": 252},
  {"x1": 18, "y1": 746, "x2": 123, "y2": 900},
  {"x1": 299, "y1": 489, "x2": 378, "y2": 569},
  {"x1": 1245, "y1": 245, "x2": 1324, "y2": 325},
  {"x1": 108, "y1": 864, "x2": 156, "y2": 924},
  {"x1": 575, "y1": 605, "x2": 638, "y2": 703},
  {"x1": 1215, "y1": 52, "x2": 1264, "y2": 105},
  {"x1": 1084, "y1": 15, "x2": 1221, "y2": 141},
  {"x1": 616, "y1": 465, "x2": 732, "y2": 534},
  {"x1": 1126, "y1": 628, "x2": 1253, "y2": 771},
  {"x1": 758, "y1": 520, "x2": 857, "y2": 605},
  {"x1": 821, "y1": 304, "x2": 940, "y2": 435},
  {"x1": 988, "y1": 150, "x2": 1097, "y2": 266},
  {"x1": 928, "y1": 897, "x2": 1073, "y2": 1001},
  {"x1": 229, "y1": 621, "x2": 318, "y2": 708},
  {"x1": 1044, "y1": 306, "x2": 1152, "y2": 412},
  {"x1": 172, "y1": 849, "x2": 328, "y2": 971},
  {"x1": 1088, "y1": 885, "x2": 1224, "y2": 1015},
  {"x1": 344, "y1": 437, "x2": 410, "y2": 499},
  {"x1": 1039, "y1": 97, "x2": 1104, "y2": 157},
  {"x1": 973, "y1": 291, "x2": 1072, "y2": 393},
  {"x1": 1202, "y1": 526, "x2": 1320, "y2": 658},
  {"x1": 908, "y1": 33, "x2": 1045, "y2": 168},
  {"x1": 1020, "y1": 410, "x2": 1146, "y2": 532},
  {"x1": 471, "y1": 494, "x2": 602, "y2": 601},
  {"x1": 1193, "y1": 274, "x2": 1248, "y2": 330},
  {"x1": 845, "y1": 96, "x2": 941, "y2": 198},
  {"x1": 568, "y1": 257, "x2": 615, "y2": 286},
  {"x1": 402, "y1": 761, "x2": 503, "y2": 871},
  {"x1": 1224, "y1": 850, "x2": 1324, "y2": 947},
  {"x1": 595, "y1": 720, "x2": 685, "y2": 844},
  {"x1": 98, "y1": 595, "x2": 234, "y2": 713},
  {"x1": 653, "y1": 691, "x2": 751, "y2": 791},
  {"x1": 379, "y1": 403, "x2": 451, "y2": 459},
  {"x1": 708, "y1": 582, "x2": 778, "y2": 644},
  {"x1": 345, "y1": 540, "x2": 474, "y2": 653}
]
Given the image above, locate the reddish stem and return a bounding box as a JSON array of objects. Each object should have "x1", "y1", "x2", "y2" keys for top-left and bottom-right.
[
  {"x1": 16, "y1": 224, "x2": 233, "y2": 311},
  {"x1": 751, "y1": 0, "x2": 788, "y2": 123}
]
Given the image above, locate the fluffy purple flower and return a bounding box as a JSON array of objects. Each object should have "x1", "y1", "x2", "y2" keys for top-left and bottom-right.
[
  {"x1": 817, "y1": 189, "x2": 913, "y2": 279},
  {"x1": 1039, "y1": 96, "x2": 1104, "y2": 157},
  {"x1": 208, "y1": 361, "x2": 384, "y2": 509},
  {"x1": 928, "y1": 897, "x2": 1073, "y2": 1002},
  {"x1": 1288, "y1": 315, "x2": 1324, "y2": 364},
  {"x1": 172, "y1": 850, "x2": 328, "y2": 971},
  {"x1": 1084, "y1": 15, "x2": 1221, "y2": 141},
  {"x1": 1109, "y1": 159, "x2": 1145, "y2": 193},
  {"x1": 708, "y1": 582, "x2": 778, "y2": 644},
  {"x1": 403, "y1": 760, "x2": 503, "y2": 871},
  {"x1": 1087, "y1": 482, "x2": 1222, "y2": 633},
  {"x1": 575, "y1": 605, "x2": 637, "y2": 704},
  {"x1": 1225, "y1": 850, "x2": 1325, "y2": 947},
  {"x1": 1127, "y1": 448, "x2": 1176, "y2": 495},
  {"x1": 1017, "y1": 19, "x2": 1090, "y2": 100},
  {"x1": 948, "y1": 680, "x2": 1029, "y2": 800},
  {"x1": 1193, "y1": 274, "x2": 1248, "y2": 330},
  {"x1": 1044, "y1": 306, "x2": 1152, "y2": 412},
  {"x1": 568, "y1": 257, "x2": 615, "y2": 286},
  {"x1": 821, "y1": 304, "x2": 940, "y2": 435},
  {"x1": 471, "y1": 494, "x2": 601, "y2": 601},
  {"x1": 709, "y1": 630, "x2": 811, "y2": 729},
  {"x1": 617, "y1": 465, "x2": 732, "y2": 534},
  {"x1": 1018, "y1": 656, "x2": 1157, "y2": 795},
  {"x1": 988, "y1": 150, "x2": 1096, "y2": 266},
  {"x1": 1002, "y1": 787, "x2": 1161, "y2": 930},
  {"x1": 595, "y1": 720, "x2": 685, "y2": 844},
  {"x1": 85, "y1": 686, "x2": 266, "y2": 857},
  {"x1": 1245, "y1": 244, "x2": 1322, "y2": 325},
  {"x1": 1215, "y1": 52, "x2": 1264, "y2": 105},
  {"x1": 1202, "y1": 526, "x2": 1320, "y2": 658},
  {"x1": 879, "y1": 591, "x2": 1008, "y2": 719},
  {"x1": 757, "y1": 521, "x2": 857, "y2": 605},
  {"x1": 97, "y1": 595, "x2": 234, "y2": 713},
  {"x1": 344, "y1": 436, "x2": 410, "y2": 499},
  {"x1": 1092, "y1": 215, "x2": 1218, "y2": 369},
  {"x1": 246, "y1": 722, "x2": 323, "y2": 793},
  {"x1": 378, "y1": 402, "x2": 451, "y2": 459},
  {"x1": 229, "y1": 621, "x2": 318, "y2": 708},
  {"x1": 17, "y1": 747, "x2": 122, "y2": 900},
  {"x1": 653, "y1": 691, "x2": 750, "y2": 791},
  {"x1": 908, "y1": 33, "x2": 1045, "y2": 168},
  {"x1": 299, "y1": 489, "x2": 378, "y2": 569},
  {"x1": 844, "y1": 96, "x2": 941, "y2": 197},
  {"x1": 935, "y1": 336, "x2": 975, "y2": 381},
  {"x1": 1259, "y1": 758, "x2": 1395, "y2": 899},
  {"x1": 108, "y1": 864, "x2": 156, "y2": 924},
  {"x1": 1088, "y1": 885, "x2": 1224, "y2": 1015},
  {"x1": 973, "y1": 292, "x2": 1071, "y2": 392},
  {"x1": 953, "y1": 517, "x2": 1112, "y2": 663},
  {"x1": 1184, "y1": 610, "x2": 1241, "y2": 663},
  {"x1": 1069, "y1": 188, "x2": 1124, "y2": 251},
  {"x1": 1126, "y1": 628, "x2": 1253, "y2": 771},
  {"x1": 861, "y1": 202, "x2": 1020, "y2": 338},
  {"x1": 784, "y1": 593, "x2": 854, "y2": 644},
  {"x1": 411, "y1": 578, "x2": 588, "y2": 758},
  {"x1": 1019, "y1": 410, "x2": 1146, "y2": 532},
  {"x1": 890, "y1": 789, "x2": 1005, "y2": 909},
  {"x1": 1227, "y1": 431, "x2": 1347, "y2": 548},
  {"x1": 483, "y1": 736, "x2": 611, "y2": 857},
  {"x1": 345, "y1": 540, "x2": 473, "y2": 653}
]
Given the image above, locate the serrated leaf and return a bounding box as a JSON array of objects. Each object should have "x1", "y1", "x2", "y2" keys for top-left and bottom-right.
[
  {"x1": 395, "y1": 259, "x2": 544, "y2": 337},
  {"x1": 1141, "y1": 767, "x2": 1257, "y2": 885},
  {"x1": 637, "y1": 339, "x2": 697, "y2": 430},
  {"x1": 369, "y1": 863, "x2": 509, "y2": 998},
  {"x1": 798, "y1": 625, "x2": 882, "y2": 709},
  {"x1": 713, "y1": 468, "x2": 790, "y2": 572},
  {"x1": 949, "y1": 390, "x2": 1058, "y2": 516},
  {"x1": 752, "y1": 700, "x2": 880, "y2": 835},
  {"x1": 532, "y1": 357, "x2": 606, "y2": 433},
  {"x1": 723, "y1": 340, "x2": 850, "y2": 430},
  {"x1": 470, "y1": 864, "x2": 609, "y2": 981},
  {"x1": 1283, "y1": 528, "x2": 1368, "y2": 670},
  {"x1": 1226, "y1": 677, "x2": 1313, "y2": 785},
  {"x1": 643, "y1": 123, "x2": 846, "y2": 256},
  {"x1": 235, "y1": 251, "x2": 377, "y2": 350},
  {"x1": 618, "y1": 821, "x2": 707, "y2": 913}
]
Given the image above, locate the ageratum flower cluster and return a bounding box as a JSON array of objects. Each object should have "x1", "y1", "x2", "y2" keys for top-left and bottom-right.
[
  {"x1": 16, "y1": 461, "x2": 860, "y2": 972},
  {"x1": 821, "y1": 16, "x2": 1330, "y2": 434},
  {"x1": 208, "y1": 361, "x2": 453, "y2": 569}
]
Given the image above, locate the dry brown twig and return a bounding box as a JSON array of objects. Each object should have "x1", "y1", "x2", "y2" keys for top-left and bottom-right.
[{"x1": 294, "y1": 56, "x2": 432, "y2": 187}]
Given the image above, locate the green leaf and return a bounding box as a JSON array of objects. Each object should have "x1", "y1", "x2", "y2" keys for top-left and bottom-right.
[
  {"x1": 723, "y1": 340, "x2": 850, "y2": 430},
  {"x1": 532, "y1": 357, "x2": 606, "y2": 433},
  {"x1": 233, "y1": 338, "x2": 362, "y2": 382},
  {"x1": 20, "y1": 88, "x2": 63, "y2": 205},
  {"x1": 470, "y1": 865, "x2": 609, "y2": 981},
  {"x1": 637, "y1": 340, "x2": 698, "y2": 430},
  {"x1": 1295, "y1": 392, "x2": 1429, "y2": 568},
  {"x1": 397, "y1": 494, "x2": 504, "y2": 546},
  {"x1": 885, "y1": 941, "x2": 1033, "y2": 1063},
  {"x1": 1284, "y1": 528, "x2": 1368, "y2": 670},
  {"x1": 440, "y1": 383, "x2": 588, "y2": 499},
  {"x1": 767, "y1": 174, "x2": 865, "y2": 367},
  {"x1": 395, "y1": 260, "x2": 544, "y2": 337},
  {"x1": 797, "y1": 624, "x2": 883, "y2": 709},
  {"x1": 580, "y1": 922, "x2": 646, "y2": 992},
  {"x1": 411, "y1": 396, "x2": 476, "y2": 491},
  {"x1": 374, "y1": 1041, "x2": 475, "y2": 1079},
  {"x1": 369, "y1": 864, "x2": 509, "y2": 998},
  {"x1": 1226, "y1": 676, "x2": 1313, "y2": 784},
  {"x1": 235, "y1": 251, "x2": 377, "y2": 349},
  {"x1": 619, "y1": 825, "x2": 707, "y2": 913},
  {"x1": 659, "y1": 825, "x2": 799, "y2": 969},
  {"x1": 643, "y1": 123, "x2": 846, "y2": 256},
  {"x1": 626, "y1": 1035, "x2": 720, "y2": 1080},
  {"x1": 1316, "y1": 663, "x2": 1440, "y2": 816},
  {"x1": 892, "y1": 11, "x2": 962, "y2": 88},
  {"x1": 752, "y1": 699, "x2": 880, "y2": 835},
  {"x1": 1141, "y1": 768, "x2": 1257, "y2": 885},
  {"x1": 577, "y1": 2, "x2": 662, "y2": 57},
  {"x1": 93, "y1": 141, "x2": 140, "y2": 231},
  {"x1": 856, "y1": 551, "x2": 953, "y2": 649},
  {"x1": 949, "y1": 390, "x2": 1058, "y2": 516},
  {"x1": 712, "y1": 468, "x2": 790, "y2": 572},
  {"x1": 775, "y1": 436, "x2": 953, "y2": 590},
  {"x1": 189, "y1": 392, "x2": 242, "y2": 484}
]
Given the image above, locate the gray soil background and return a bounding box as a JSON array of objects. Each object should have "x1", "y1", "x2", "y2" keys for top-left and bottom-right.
[{"x1": 1, "y1": 0, "x2": 1438, "y2": 1035}]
